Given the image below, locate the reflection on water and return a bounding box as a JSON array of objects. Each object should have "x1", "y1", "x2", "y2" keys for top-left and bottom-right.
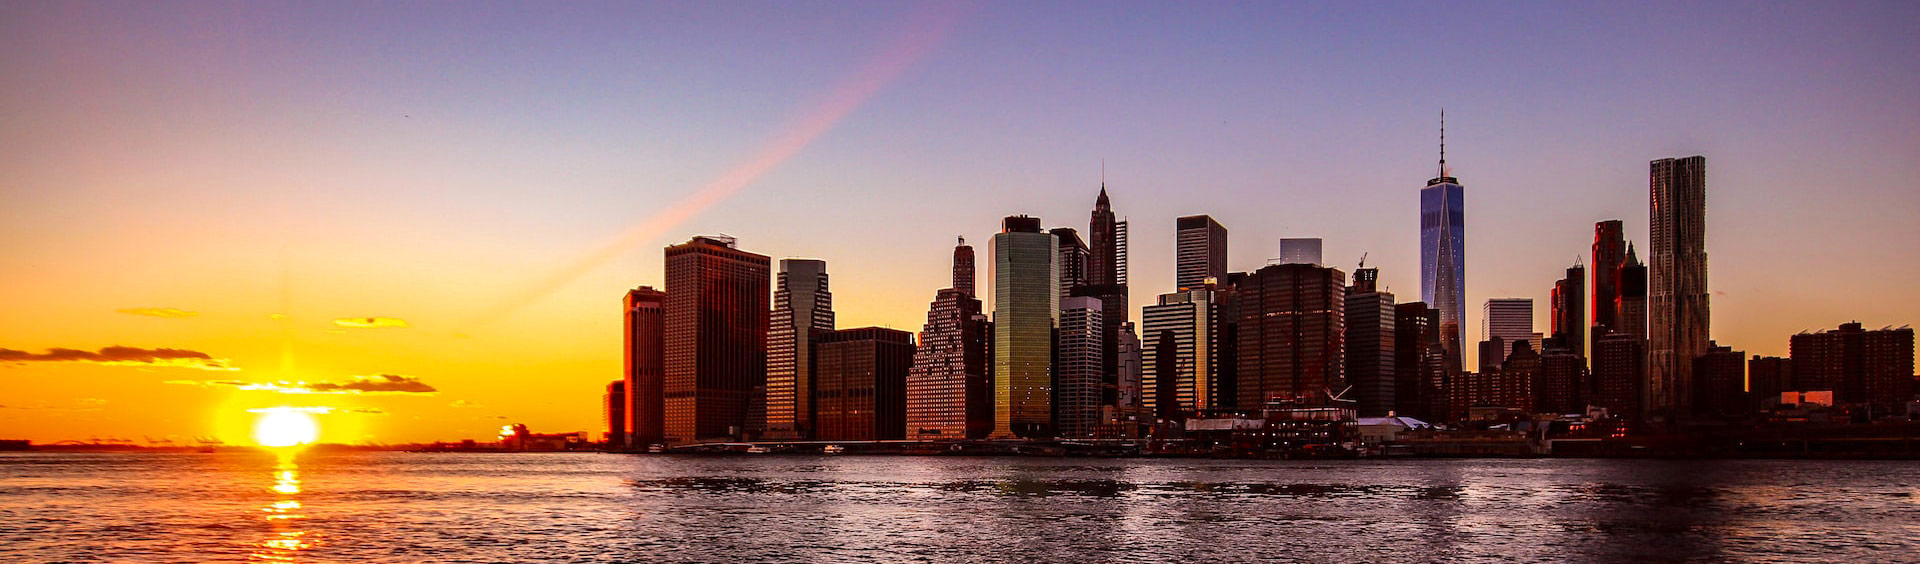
[
  {"x1": 1, "y1": 452, "x2": 1918, "y2": 562},
  {"x1": 251, "y1": 451, "x2": 312, "y2": 562}
]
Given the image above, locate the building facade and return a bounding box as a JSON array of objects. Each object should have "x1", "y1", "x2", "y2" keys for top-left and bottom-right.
[
  {"x1": 662, "y1": 236, "x2": 770, "y2": 444},
  {"x1": 1175, "y1": 215, "x2": 1228, "y2": 291},
  {"x1": 1235, "y1": 263, "x2": 1346, "y2": 409},
  {"x1": 1395, "y1": 302, "x2": 1449, "y2": 422},
  {"x1": 1791, "y1": 323, "x2": 1917, "y2": 414},
  {"x1": 990, "y1": 215, "x2": 1059, "y2": 438},
  {"x1": 1057, "y1": 296, "x2": 1105, "y2": 437},
  {"x1": 765, "y1": 258, "x2": 834, "y2": 439},
  {"x1": 1484, "y1": 298, "x2": 1536, "y2": 355},
  {"x1": 1592, "y1": 219, "x2": 1626, "y2": 337},
  {"x1": 1550, "y1": 263, "x2": 1586, "y2": 359},
  {"x1": 1345, "y1": 268, "x2": 1396, "y2": 417},
  {"x1": 604, "y1": 380, "x2": 626, "y2": 448},
  {"x1": 814, "y1": 327, "x2": 914, "y2": 441},
  {"x1": 1421, "y1": 132, "x2": 1468, "y2": 367},
  {"x1": 623, "y1": 286, "x2": 667, "y2": 447},
  {"x1": 1649, "y1": 155, "x2": 1710, "y2": 418},
  {"x1": 1142, "y1": 289, "x2": 1218, "y2": 418}
]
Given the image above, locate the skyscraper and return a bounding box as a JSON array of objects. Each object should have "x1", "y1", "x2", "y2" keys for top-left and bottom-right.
[
  {"x1": 1057, "y1": 296, "x2": 1105, "y2": 437},
  {"x1": 1619, "y1": 244, "x2": 1649, "y2": 341},
  {"x1": 1142, "y1": 288, "x2": 1217, "y2": 417},
  {"x1": 604, "y1": 380, "x2": 626, "y2": 448},
  {"x1": 1592, "y1": 220, "x2": 1626, "y2": 336},
  {"x1": 662, "y1": 236, "x2": 770, "y2": 444},
  {"x1": 1115, "y1": 320, "x2": 1142, "y2": 417},
  {"x1": 1235, "y1": 263, "x2": 1346, "y2": 407},
  {"x1": 766, "y1": 258, "x2": 834, "y2": 439},
  {"x1": 813, "y1": 327, "x2": 913, "y2": 441},
  {"x1": 1051, "y1": 227, "x2": 1089, "y2": 302},
  {"x1": 1279, "y1": 238, "x2": 1323, "y2": 266},
  {"x1": 953, "y1": 236, "x2": 975, "y2": 298},
  {"x1": 1345, "y1": 268, "x2": 1396, "y2": 417},
  {"x1": 1592, "y1": 333, "x2": 1646, "y2": 420},
  {"x1": 1649, "y1": 155, "x2": 1710, "y2": 418},
  {"x1": 1484, "y1": 298, "x2": 1536, "y2": 355},
  {"x1": 1175, "y1": 215, "x2": 1227, "y2": 291},
  {"x1": 623, "y1": 286, "x2": 666, "y2": 448},
  {"x1": 1421, "y1": 113, "x2": 1468, "y2": 367},
  {"x1": 907, "y1": 238, "x2": 991, "y2": 439},
  {"x1": 1550, "y1": 262, "x2": 1586, "y2": 359},
  {"x1": 990, "y1": 215, "x2": 1058, "y2": 438},
  {"x1": 1395, "y1": 302, "x2": 1448, "y2": 421},
  {"x1": 1083, "y1": 186, "x2": 1130, "y2": 421}
]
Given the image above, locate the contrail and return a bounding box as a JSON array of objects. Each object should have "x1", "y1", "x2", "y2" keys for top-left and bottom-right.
[{"x1": 467, "y1": 2, "x2": 972, "y2": 329}]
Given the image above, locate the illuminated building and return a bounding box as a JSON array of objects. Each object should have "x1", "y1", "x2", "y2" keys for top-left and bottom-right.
[
  {"x1": 814, "y1": 327, "x2": 914, "y2": 441},
  {"x1": 1649, "y1": 155, "x2": 1710, "y2": 418},
  {"x1": 1345, "y1": 267, "x2": 1396, "y2": 417},
  {"x1": 906, "y1": 238, "x2": 992, "y2": 439},
  {"x1": 1175, "y1": 215, "x2": 1227, "y2": 291},
  {"x1": 989, "y1": 215, "x2": 1058, "y2": 438},
  {"x1": 1056, "y1": 296, "x2": 1104, "y2": 437},
  {"x1": 1142, "y1": 288, "x2": 1217, "y2": 417},
  {"x1": 662, "y1": 236, "x2": 770, "y2": 444},
  {"x1": 623, "y1": 286, "x2": 666, "y2": 447},
  {"x1": 1235, "y1": 262, "x2": 1346, "y2": 408},
  {"x1": 765, "y1": 258, "x2": 834, "y2": 439},
  {"x1": 604, "y1": 380, "x2": 625, "y2": 447},
  {"x1": 1422, "y1": 113, "x2": 1467, "y2": 367}
]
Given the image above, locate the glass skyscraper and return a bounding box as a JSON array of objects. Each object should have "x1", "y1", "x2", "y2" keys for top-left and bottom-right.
[
  {"x1": 1420, "y1": 117, "x2": 1467, "y2": 367},
  {"x1": 989, "y1": 215, "x2": 1058, "y2": 438}
]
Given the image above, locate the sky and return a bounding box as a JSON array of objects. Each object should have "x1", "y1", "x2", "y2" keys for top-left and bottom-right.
[{"x1": 3, "y1": 1, "x2": 1917, "y2": 445}]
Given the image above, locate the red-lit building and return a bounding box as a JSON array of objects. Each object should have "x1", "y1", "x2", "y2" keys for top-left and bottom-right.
[
  {"x1": 662, "y1": 236, "x2": 770, "y2": 444},
  {"x1": 623, "y1": 286, "x2": 666, "y2": 447}
]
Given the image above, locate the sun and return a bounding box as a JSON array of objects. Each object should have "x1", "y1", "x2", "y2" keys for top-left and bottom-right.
[{"x1": 254, "y1": 409, "x2": 320, "y2": 448}]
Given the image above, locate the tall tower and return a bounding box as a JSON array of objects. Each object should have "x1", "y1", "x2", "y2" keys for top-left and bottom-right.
[
  {"x1": 1550, "y1": 262, "x2": 1586, "y2": 358},
  {"x1": 1084, "y1": 185, "x2": 1130, "y2": 419},
  {"x1": 1591, "y1": 220, "x2": 1626, "y2": 335},
  {"x1": 1649, "y1": 155, "x2": 1709, "y2": 418},
  {"x1": 1235, "y1": 263, "x2": 1346, "y2": 407},
  {"x1": 1175, "y1": 215, "x2": 1228, "y2": 291},
  {"x1": 1345, "y1": 267, "x2": 1397, "y2": 417},
  {"x1": 1619, "y1": 244, "x2": 1649, "y2": 342},
  {"x1": 1142, "y1": 288, "x2": 1217, "y2": 417},
  {"x1": 952, "y1": 237, "x2": 975, "y2": 299},
  {"x1": 989, "y1": 215, "x2": 1058, "y2": 438},
  {"x1": 1421, "y1": 111, "x2": 1468, "y2": 369},
  {"x1": 623, "y1": 286, "x2": 667, "y2": 448},
  {"x1": 907, "y1": 241, "x2": 993, "y2": 439},
  {"x1": 662, "y1": 236, "x2": 770, "y2": 443},
  {"x1": 1056, "y1": 296, "x2": 1105, "y2": 437},
  {"x1": 765, "y1": 258, "x2": 834, "y2": 439},
  {"x1": 1051, "y1": 227, "x2": 1089, "y2": 302}
]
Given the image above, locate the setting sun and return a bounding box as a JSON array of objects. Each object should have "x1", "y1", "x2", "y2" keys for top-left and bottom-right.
[{"x1": 253, "y1": 409, "x2": 320, "y2": 448}]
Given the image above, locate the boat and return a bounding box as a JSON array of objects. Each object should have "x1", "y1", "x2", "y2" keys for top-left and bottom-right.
[
  {"x1": 822, "y1": 445, "x2": 845, "y2": 455},
  {"x1": 745, "y1": 445, "x2": 770, "y2": 454}
]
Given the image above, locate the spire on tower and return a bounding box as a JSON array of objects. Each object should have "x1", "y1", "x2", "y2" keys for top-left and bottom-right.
[{"x1": 1439, "y1": 108, "x2": 1447, "y2": 178}]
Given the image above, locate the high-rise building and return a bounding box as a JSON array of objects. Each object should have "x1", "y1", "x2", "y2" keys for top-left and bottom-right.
[
  {"x1": 1692, "y1": 341, "x2": 1746, "y2": 418},
  {"x1": 1142, "y1": 289, "x2": 1217, "y2": 417},
  {"x1": 813, "y1": 327, "x2": 914, "y2": 441},
  {"x1": 1649, "y1": 155, "x2": 1710, "y2": 418},
  {"x1": 604, "y1": 380, "x2": 626, "y2": 448},
  {"x1": 953, "y1": 236, "x2": 976, "y2": 298},
  {"x1": 1235, "y1": 263, "x2": 1346, "y2": 408},
  {"x1": 1495, "y1": 341, "x2": 1538, "y2": 411},
  {"x1": 1550, "y1": 263, "x2": 1586, "y2": 359},
  {"x1": 1748, "y1": 355, "x2": 1792, "y2": 411},
  {"x1": 1421, "y1": 113, "x2": 1468, "y2": 367},
  {"x1": 1619, "y1": 244, "x2": 1649, "y2": 341},
  {"x1": 662, "y1": 236, "x2": 770, "y2": 444},
  {"x1": 623, "y1": 286, "x2": 667, "y2": 447},
  {"x1": 1175, "y1": 215, "x2": 1227, "y2": 291},
  {"x1": 1395, "y1": 302, "x2": 1448, "y2": 422},
  {"x1": 906, "y1": 287, "x2": 992, "y2": 439},
  {"x1": 1345, "y1": 268, "x2": 1396, "y2": 417},
  {"x1": 1591, "y1": 333, "x2": 1645, "y2": 420},
  {"x1": 1484, "y1": 298, "x2": 1536, "y2": 355},
  {"x1": 1791, "y1": 323, "x2": 1917, "y2": 413},
  {"x1": 1057, "y1": 296, "x2": 1105, "y2": 437},
  {"x1": 990, "y1": 215, "x2": 1058, "y2": 438},
  {"x1": 765, "y1": 259, "x2": 834, "y2": 439},
  {"x1": 1592, "y1": 220, "x2": 1626, "y2": 336},
  {"x1": 1083, "y1": 186, "x2": 1130, "y2": 421},
  {"x1": 1115, "y1": 320, "x2": 1143, "y2": 416},
  {"x1": 1051, "y1": 227, "x2": 1090, "y2": 302},
  {"x1": 1535, "y1": 348, "x2": 1584, "y2": 414},
  {"x1": 1279, "y1": 238, "x2": 1323, "y2": 266}
]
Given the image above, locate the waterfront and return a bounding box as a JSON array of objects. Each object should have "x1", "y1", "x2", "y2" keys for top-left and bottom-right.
[{"x1": 2, "y1": 452, "x2": 1918, "y2": 562}]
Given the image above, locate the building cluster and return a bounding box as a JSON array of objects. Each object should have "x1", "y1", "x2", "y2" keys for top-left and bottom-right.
[{"x1": 602, "y1": 124, "x2": 1918, "y2": 449}]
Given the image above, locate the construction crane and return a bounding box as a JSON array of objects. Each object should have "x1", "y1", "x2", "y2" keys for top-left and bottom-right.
[{"x1": 1357, "y1": 252, "x2": 1368, "y2": 269}]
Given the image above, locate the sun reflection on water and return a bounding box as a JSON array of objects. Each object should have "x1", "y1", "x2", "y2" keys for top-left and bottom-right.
[{"x1": 250, "y1": 451, "x2": 316, "y2": 562}]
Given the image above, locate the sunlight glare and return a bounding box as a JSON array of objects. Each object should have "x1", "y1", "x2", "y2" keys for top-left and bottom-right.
[{"x1": 254, "y1": 409, "x2": 320, "y2": 448}]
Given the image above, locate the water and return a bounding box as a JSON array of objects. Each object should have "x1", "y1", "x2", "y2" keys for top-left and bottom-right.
[{"x1": 2, "y1": 452, "x2": 1918, "y2": 563}]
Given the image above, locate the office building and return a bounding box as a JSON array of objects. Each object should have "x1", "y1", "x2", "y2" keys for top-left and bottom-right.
[
  {"x1": 1345, "y1": 268, "x2": 1396, "y2": 416},
  {"x1": 1592, "y1": 220, "x2": 1626, "y2": 336},
  {"x1": 1052, "y1": 227, "x2": 1089, "y2": 301},
  {"x1": 765, "y1": 259, "x2": 834, "y2": 439},
  {"x1": 1142, "y1": 289, "x2": 1217, "y2": 417},
  {"x1": 1057, "y1": 296, "x2": 1105, "y2": 437},
  {"x1": 990, "y1": 215, "x2": 1058, "y2": 438},
  {"x1": 1083, "y1": 186, "x2": 1130, "y2": 417},
  {"x1": 1235, "y1": 263, "x2": 1346, "y2": 408},
  {"x1": 1176, "y1": 215, "x2": 1227, "y2": 291},
  {"x1": 623, "y1": 286, "x2": 667, "y2": 447},
  {"x1": 953, "y1": 236, "x2": 976, "y2": 298},
  {"x1": 604, "y1": 380, "x2": 626, "y2": 448},
  {"x1": 814, "y1": 327, "x2": 913, "y2": 441},
  {"x1": 1422, "y1": 113, "x2": 1468, "y2": 366},
  {"x1": 906, "y1": 286, "x2": 991, "y2": 440},
  {"x1": 662, "y1": 236, "x2": 770, "y2": 444},
  {"x1": 1484, "y1": 298, "x2": 1536, "y2": 355},
  {"x1": 1550, "y1": 263, "x2": 1586, "y2": 359},
  {"x1": 1592, "y1": 333, "x2": 1645, "y2": 420},
  {"x1": 1535, "y1": 347, "x2": 1584, "y2": 414},
  {"x1": 1395, "y1": 302, "x2": 1449, "y2": 422},
  {"x1": 1649, "y1": 155, "x2": 1711, "y2": 418},
  {"x1": 1619, "y1": 244, "x2": 1649, "y2": 341}
]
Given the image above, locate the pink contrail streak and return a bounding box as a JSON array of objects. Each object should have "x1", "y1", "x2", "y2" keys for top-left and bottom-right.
[{"x1": 469, "y1": 3, "x2": 972, "y2": 328}]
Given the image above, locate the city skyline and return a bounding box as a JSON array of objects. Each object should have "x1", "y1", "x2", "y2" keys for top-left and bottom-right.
[{"x1": 5, "y1": 2, "x2": 1920, "y2": 444}]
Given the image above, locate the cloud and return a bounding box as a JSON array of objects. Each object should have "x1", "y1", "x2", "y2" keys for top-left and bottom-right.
[
  {"x1": 341, "y1": 407, "x2": 387, "y2": 415},
  {"x1": 117, "y1": 308, "x2": 199, "y2": 318},
  {"x1": 244, "y1": 406, "x2": 388, "y2": 415},
  {"x1": 333, "y1": 317, "x2": 409, "y2": 329},
  {"x1": 0, "y1": 346, "x2": 235, "y2": 371},
  {"x1": 169, "y1": 374, "x2": 436, "y2": 395}
]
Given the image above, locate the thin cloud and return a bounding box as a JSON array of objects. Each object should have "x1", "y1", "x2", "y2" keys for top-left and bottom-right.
[
  {"x1": 333, "y1": 317, "x2": 409, "y2": 329},
  {"x1": 244, "y1": 406, "x2": 387, "y2": 415},
  {"x1": 117, "y1": 308, "x2": 198, "y2": 318},
  {"x1": 0, "y1": 346, "x2": 234, "y2": 371},
  {"x1": 170, "y1": 374, "x2": 436, "y2": 395}
]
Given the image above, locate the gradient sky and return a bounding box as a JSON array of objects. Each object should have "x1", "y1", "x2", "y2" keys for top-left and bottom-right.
[{"x1": 4, "y1": 1, "x2": 1917, "y2": 444}]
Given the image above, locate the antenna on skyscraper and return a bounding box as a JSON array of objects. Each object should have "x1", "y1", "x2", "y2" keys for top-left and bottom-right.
[{"x1": 1439, "y1": 108, "x2": 1447, "y2": 178}]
